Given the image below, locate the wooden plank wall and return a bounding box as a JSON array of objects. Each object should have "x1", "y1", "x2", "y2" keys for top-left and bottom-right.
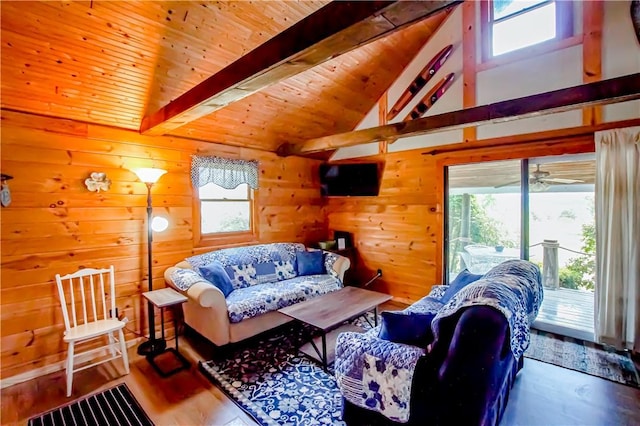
[
  {"x1": 0, "y1": 109, "x2": 326, "y2": 380},
  {"x1": 326, "y1": 153, "x2": 440, "y2": 303},
  {"x1": 326, "y1": 136, "x2": 595, "y2": 305}
]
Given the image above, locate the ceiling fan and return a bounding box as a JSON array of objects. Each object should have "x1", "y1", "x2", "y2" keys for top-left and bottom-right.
[{"x1": 496, "y1": 164, "x2": 584, "y2": 191}]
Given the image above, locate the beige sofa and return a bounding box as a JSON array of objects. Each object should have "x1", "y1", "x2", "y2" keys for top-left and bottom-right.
[{"x1": 164, "y1": 242, "x2": 350, "y2": 346}]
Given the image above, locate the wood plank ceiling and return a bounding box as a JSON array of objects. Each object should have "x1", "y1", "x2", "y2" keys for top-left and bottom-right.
[{"x1": 1, "y1": 1, "x2": 450, "y2": 153}]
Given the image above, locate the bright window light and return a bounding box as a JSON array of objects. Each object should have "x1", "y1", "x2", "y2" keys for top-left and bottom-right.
[
  {"x1": 201, "y1": 201, "x2": 250, "y2": 234},
  {"x1": 492, "y1": 2, "x2": 557, "y2": 56},
  {"x1": 199, "y1": 183, "x2": 251, "y2": 234},
  {"x1": 493, "y1": 0, "x2": 547, "y2": 20}
]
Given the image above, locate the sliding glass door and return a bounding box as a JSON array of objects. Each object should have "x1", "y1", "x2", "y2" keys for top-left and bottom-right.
[
  {"x1": 445, "y1": 154, "x2": 596, "y2": 340},
  {"x1": 527, "y1": 155, "x2": 595, "y2": 340},
  {"x1": 446, "y1": 159, "x2": 522, "y2": 279}
]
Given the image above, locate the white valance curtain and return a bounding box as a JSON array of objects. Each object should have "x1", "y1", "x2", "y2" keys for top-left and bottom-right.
[
  {"x1": 594, "y1": 126, "x2": 640, "y2": 352},
  {"x1": 191, "y1": 156, "x2": 259, "y2": 189}
]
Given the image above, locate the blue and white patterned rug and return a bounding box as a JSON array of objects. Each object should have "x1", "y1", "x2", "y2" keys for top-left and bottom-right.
[{"x1": 199, "y1": 320, "x2": 372, "y2": 426}]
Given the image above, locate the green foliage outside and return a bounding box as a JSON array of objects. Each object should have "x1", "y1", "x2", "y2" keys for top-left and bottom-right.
[
  {"x1": 448, "y1": 194, "x2": 516, "y2": 272},
  {"x1": 217, "y1": 215, "x2": 250, "y2": 232},
  {"x1": 559, "y1": 222, "x2": 595, "y2": 291},
  {"x1": 449, "y1": 193, "x2": 596, "y2": 291}
]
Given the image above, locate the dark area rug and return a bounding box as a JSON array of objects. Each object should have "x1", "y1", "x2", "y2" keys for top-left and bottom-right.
[
  {"x1": 27, "y1": 383, "x2": 154, "y2": 426},
  {"x1": 525, "y1": 329, "x2": 640, "y2": 388},
  {"x1": 200, "y1": 321, "x2": 365, "y2": 426}
]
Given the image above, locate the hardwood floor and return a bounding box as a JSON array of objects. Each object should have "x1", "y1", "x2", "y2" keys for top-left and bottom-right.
[
  {"x1": 503, "y1": 358, "x2": 640, "y2": 425},
  {"x1": 0, "y1": 338, "x2": 254, "y2": 426},
  {"x1": 2, "y1": 306, "x2": 639, "y2": 426}
]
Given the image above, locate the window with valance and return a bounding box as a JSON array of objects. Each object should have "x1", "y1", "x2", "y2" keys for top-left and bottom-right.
[{"x1": 191, "y1": 156, "x2": 259, "y2": 245}]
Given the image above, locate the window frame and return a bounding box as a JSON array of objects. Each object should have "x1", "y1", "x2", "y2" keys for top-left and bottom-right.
[
  {"x1": 480, "y1": 0, "x2": 574, "y2": 64},
  {"x1": 193, "y1": 183, "x2": 259, "y2": 248}
]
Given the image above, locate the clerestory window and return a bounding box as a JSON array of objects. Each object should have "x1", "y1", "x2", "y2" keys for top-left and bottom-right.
[{"x1": 481, "y1": 0, "x2": 574, "y2": 60}]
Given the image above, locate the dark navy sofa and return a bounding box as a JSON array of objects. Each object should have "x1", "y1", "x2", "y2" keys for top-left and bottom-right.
[{"x1": 335, "y1": 260, "x2": 543, "y2": 426}]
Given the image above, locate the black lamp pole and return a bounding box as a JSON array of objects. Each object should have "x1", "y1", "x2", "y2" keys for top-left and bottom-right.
[{"x1": 137, "y1": 181, "x2": 167, "y2": 356}]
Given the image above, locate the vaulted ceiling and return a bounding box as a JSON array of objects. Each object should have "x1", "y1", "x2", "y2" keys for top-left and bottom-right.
[{"x1": 1, "y1": 1, "x2": 451, "y2": 153}]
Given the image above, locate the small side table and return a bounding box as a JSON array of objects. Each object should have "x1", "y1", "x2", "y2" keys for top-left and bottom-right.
[{"x1": 142, "y1": 287, "x2": 190, "y2": 377}]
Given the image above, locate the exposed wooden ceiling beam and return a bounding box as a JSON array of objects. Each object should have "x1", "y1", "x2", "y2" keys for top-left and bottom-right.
[
  {"x1": 140, "y1": 0, "x2": 460, "y2": 136},
  {"x1": 279, "y1": 73, "x2": 640, "y2": 156}
]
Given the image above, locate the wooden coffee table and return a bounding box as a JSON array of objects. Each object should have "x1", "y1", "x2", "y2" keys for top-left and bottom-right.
[{"x1": 279, "y1": 286, "x2": 392, "y2": 370}]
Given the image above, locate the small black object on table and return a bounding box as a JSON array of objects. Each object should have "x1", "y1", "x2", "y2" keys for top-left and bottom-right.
[{"x1": 141, "y1": 287, "x2": 190, "y2": 377}]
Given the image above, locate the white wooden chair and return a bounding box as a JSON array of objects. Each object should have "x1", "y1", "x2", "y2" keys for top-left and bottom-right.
[{"x1": 55, "y1": 266, "x2": 130, "y2": 397}]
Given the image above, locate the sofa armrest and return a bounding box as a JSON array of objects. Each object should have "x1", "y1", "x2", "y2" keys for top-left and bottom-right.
[
  {"x1": 331, "y1": 255, "x2": 351, "y2": 282},
  {"x1": 335, "y1": 330, "x2": 426, "y2": 423},
  {"x1": 164, "y1": 266, "x2": 226, "y2": 309},
  {"x1": 336, "y1": 330, "x2": 426, "y2": 381}
]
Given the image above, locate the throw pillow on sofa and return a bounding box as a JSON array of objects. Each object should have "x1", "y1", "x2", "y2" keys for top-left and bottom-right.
[
  {"x1": 296, "y1": 250, "x2": 324, "y2": 275},
  {"x1": 440, "y1": 269, "x2": 483, "y2": 304},
  {"x1": 378, "y1": 311, "x2": 437, "y2": 348},
  {"x1": 198, "y1": 261, "x2": 234, "y2": 297}
]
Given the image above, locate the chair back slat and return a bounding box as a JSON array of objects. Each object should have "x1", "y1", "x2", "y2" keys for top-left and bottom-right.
[
  {"x1": 55, "y1": 275, "x2": 71, "y2": 331},
  {"x1": 79, "y1": 276, "x2": 88, "y2": 324},
  {"x1": 100, "y1": 273, "x2": 107, "y2": 320},
  {"x1": 108, "y1": 266, "x2": 116, "y2": 318},
  {"x1": 89, "y1": 275, "x2": 98, "y2": 321},
  {"x1": 54, "y1": 266, "x2": 115, "y2": 332},
  {"x1": 69, "y1": 279, "x2": 77, "y2": 328}
]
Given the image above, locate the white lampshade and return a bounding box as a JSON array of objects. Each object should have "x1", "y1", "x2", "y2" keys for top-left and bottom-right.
[
  {"x1": 151, "y1": 216, "x2": 169, "y2": 232},
  {"x1": 133, "y1": 168, "x2": 167, "y2": 184}
]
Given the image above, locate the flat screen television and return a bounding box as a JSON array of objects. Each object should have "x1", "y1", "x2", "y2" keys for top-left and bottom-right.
[{"x1": 320, "y1": 163, "x2": 381, "y2": 196}]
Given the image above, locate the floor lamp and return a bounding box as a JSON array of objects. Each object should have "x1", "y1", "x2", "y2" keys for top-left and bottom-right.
[{"x1": 133, "y1": 167, "x2": 168, "y2": 356}]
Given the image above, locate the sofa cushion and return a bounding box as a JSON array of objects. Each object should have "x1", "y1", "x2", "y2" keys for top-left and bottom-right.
[
  {"x1": 254, "y1": 262, "x2": 278, "y2": 284},
  {"x1": 378, "y1": 311, "x2": 436, "y2": 348},
  {"x1": 226, "y1": 274, "x2": 342, "y2": 323},
  {"x1": 225, "y1": 263, "x2": 258, "y2": 289},
  {"x1": 198, "y1": 262, "x2": 234, "y2": 297},
  {"x1": 441, "y1": 269, "x2": 483, "y2": 303},
  {"x1": 405, "y1": 295, "x2": 444, "y2": 315},
  {"x1": 296, "y1": 250, "x2": 324, "y2": 276},
  {"x1": 274, "y1": 259, "x2": 297, "y2": 280},
  {"x1": 186, "y1": 243, "x2": 305, "y2": 288}
]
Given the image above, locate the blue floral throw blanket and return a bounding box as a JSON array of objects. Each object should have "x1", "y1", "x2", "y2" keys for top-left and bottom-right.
[{"x1": 435, "y1": 260, "x2": 543, "y2": 360}]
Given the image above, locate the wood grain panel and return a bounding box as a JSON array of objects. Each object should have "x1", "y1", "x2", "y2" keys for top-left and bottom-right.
[
  {"x1": 0, "y1": 1, "x2": 448, "y2": 152},
  {"x1": 140, "y1": 1, "x2": 458, "y2": 135},
  {"x1": 167, "y1": 13, "x2": 450, "y2": 151},
  {"x1": 462, "y1": 1, "x2": 477, "y2": 141},
  {"x1": 582, "y1": 0, "x2": 603, "y2": 125},
  {"x1": 0, "y1": 110, "x2": 324, "y2": 380}
]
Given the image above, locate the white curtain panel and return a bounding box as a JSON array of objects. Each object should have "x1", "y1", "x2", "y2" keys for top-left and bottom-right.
[{"x1": 594, "y1": 126, "x2": 640, "y2": 352}]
